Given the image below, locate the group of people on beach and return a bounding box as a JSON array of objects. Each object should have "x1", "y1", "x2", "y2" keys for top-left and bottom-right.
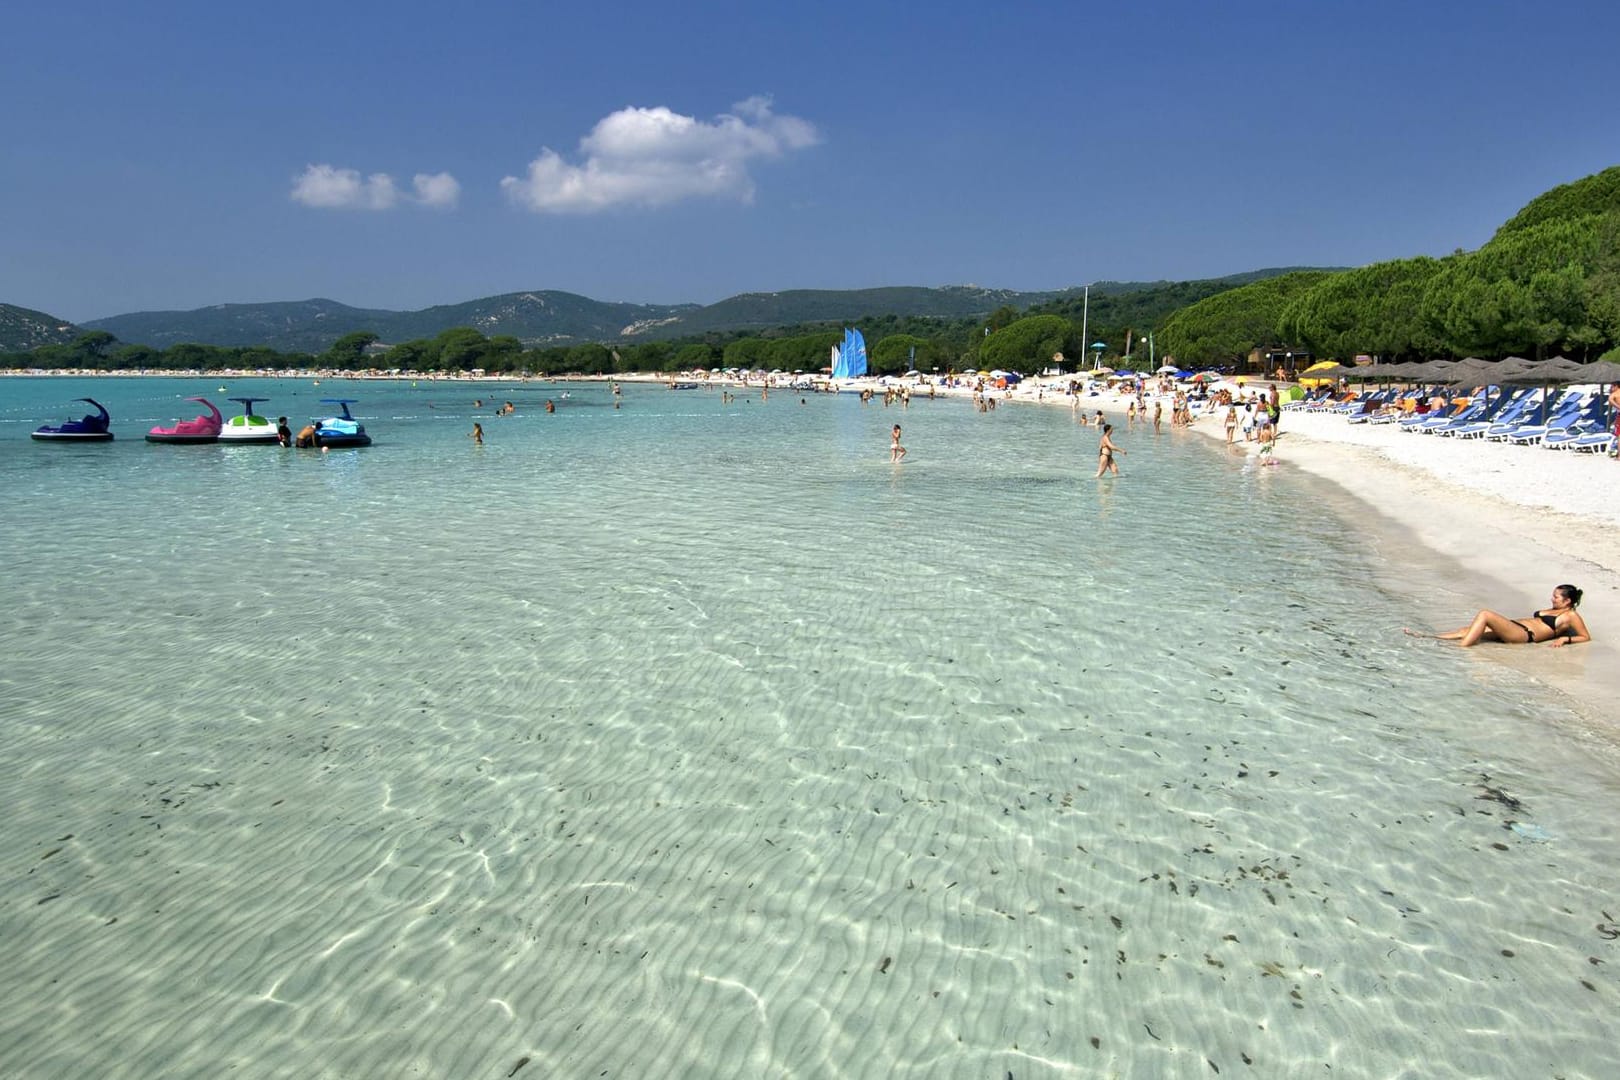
[{"x1": 1217, "y1": 386, "x2": 1282, "y2": 447}]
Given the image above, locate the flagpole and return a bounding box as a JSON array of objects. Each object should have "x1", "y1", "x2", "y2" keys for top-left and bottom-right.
[{"x1": 1080, "y1": 283, "x2": 1090, "y2": 370}]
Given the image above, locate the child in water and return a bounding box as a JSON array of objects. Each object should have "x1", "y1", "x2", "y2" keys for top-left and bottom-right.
[{"x1": 890, "y1": 424, "x2": 907, "y2": 462}]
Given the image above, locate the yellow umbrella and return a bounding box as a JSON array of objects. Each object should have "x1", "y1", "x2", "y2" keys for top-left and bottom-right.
[{"x1": 1299, "y1": 361, "x2": 1353, "y2": 388}]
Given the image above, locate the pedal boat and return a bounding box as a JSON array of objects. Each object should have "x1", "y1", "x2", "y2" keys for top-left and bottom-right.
[
  {"x1": 32, "y1": 398, "x2": 114, "y2": 441},
  {"x1": 218, "y1": 397, "x2": 280, "y2": 444},
  {"x1": 146, "y1": 397, "x2": 223, "y2": 444},
  {"x1": 306, "y1": 399, "x2": 371, "y2": 447}
]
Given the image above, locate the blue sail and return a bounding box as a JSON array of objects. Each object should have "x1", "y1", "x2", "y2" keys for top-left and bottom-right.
[{"x1": 833, "y1": 327, "x2": 867, "y2": 379}]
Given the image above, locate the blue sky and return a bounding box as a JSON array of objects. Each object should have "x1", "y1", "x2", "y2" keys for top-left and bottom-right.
[{"x1": 5, "y1": 0, "x2": 1618, "y2": 323}]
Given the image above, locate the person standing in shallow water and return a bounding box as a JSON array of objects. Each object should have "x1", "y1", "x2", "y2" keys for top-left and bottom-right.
[
  {"x1": 470, "y1": 422, "x2": 483, "y2": 445},
  {"x1": 890, "y1": 424, "x2": 907, "y2": 462},
  {"x1": 1095, "y1": 423, "x2": 1124, "y2": 477}
]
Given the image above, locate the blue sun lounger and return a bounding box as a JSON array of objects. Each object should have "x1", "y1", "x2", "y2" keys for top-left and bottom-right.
[
  {"x1": 1440, "y1": 387, "x2": 1536, "y2": 438},
  {"x1": 1483, "y1": 389, "x2": 1588, "y2": 442},
  {"x1": 1496, "y1": 393, "x2": 1597, "y2": 445},
  {"x1": 1405, "y1": 392, "x2": 1496, "y2": 434},
  {"x1": 1342, "y1": 389, "x2": 1400, "y2": 422},
  {"x1": 1543, "y1": 418, "x2": 1615, "y2": 452}
]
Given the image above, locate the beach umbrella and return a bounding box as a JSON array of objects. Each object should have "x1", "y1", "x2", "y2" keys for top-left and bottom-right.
[
  {"x1": 1298, "y1": 363, "x2": 1354, "y2": 386},
  {"x1": 1483, "y1": 356, "x2": 1537, "y2": 382},
  {"x1": 1514, "y1": 358, "x2": 1585, "y2": 385},
  {"x1": 1408, "y1": 359, "x2": 1459, "y2": 382},
  {"x1": 1364, "y1": 361, "x2": 1407, "y2": 384},
  {"x1": 1363, "y1": 361, "x2": 1409, "y2": 381},
  {"x1": 1571, "y1": 360, "x2": 1620, "y2": 437},
  {"x1": 1444, "y1": 357, "x2": 1507, "y2": 398},
  {"x1": 1446, "y1": 356, "x2": 1498, "y2": 381},
  {"x1": 1568, "y1": 359, "x2": 1620, "y2": 385},
  {"x1": 1496, "y1": 357, "x2": 1586, "y2": 424},
  {"x1": 1444, "y1": 357, "x2": 1521, "y2": 414}
]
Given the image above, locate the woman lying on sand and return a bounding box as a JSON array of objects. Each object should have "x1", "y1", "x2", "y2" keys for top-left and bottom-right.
[{"x1": 1406, "y1": 584, "x2": 1590, "y2": 647}]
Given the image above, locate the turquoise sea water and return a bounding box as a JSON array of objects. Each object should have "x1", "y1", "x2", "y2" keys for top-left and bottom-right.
[{"x1": 2, "y1": 376, "x2": 1618, "y2": 1078}]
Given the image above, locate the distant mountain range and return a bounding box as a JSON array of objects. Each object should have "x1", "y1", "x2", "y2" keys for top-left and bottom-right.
[
  {"x1": 4, "y1": 271, "x2": 1327, "y2": 354},
  {"x1": 73, "y1": 286, "x2": 1081, "y2": 353}
]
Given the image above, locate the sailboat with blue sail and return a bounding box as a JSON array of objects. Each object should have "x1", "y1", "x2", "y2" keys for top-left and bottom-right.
[{"x1": 831, "y1": 328, "x2": 867, "y2": 379}]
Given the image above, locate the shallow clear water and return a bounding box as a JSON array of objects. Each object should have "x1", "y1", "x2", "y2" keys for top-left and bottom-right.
[{"x1": 3, "y1": 377, "x2": 1618, "y2": 1078}]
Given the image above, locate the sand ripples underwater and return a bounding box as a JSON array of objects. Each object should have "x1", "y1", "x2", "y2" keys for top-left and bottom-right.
[{"x1": 3, "y1": 379, "x2": 1619, "y2": 1077}]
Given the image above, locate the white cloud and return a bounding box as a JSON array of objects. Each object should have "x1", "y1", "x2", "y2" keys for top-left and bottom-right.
[
  {"x1": 291, "y1": 164, "x2": 460, "y2": 210},
  {"x1": 413, "y1": 172, "x2": 461, "y2": 209},
  {"x1": 501, "y1": 96, "x2": 819, "y2": 213}
]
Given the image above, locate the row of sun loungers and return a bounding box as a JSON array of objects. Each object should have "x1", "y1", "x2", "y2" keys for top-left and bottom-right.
[{"x1": 1284, "y1": 385, "x2": 1616, "y2": 452}]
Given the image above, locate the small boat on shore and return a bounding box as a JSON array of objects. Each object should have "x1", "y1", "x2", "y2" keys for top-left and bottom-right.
[
  {"x1": 32, "y1": 398, "x2": 114, "y2": 442},
  {"x1": 218, "y1": 397, "x2": 280, "y2": 444},
  {"x1": 146, "y1": 397, "x2": 222, "y2": 444},
  {"x1": 306, "y1": 399, "x2": 371, "y2": 447}
]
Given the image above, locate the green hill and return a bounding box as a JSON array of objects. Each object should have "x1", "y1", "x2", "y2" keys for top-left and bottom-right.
[
  {"x1": 25, "y1": 270, "x2": 1333, "y2": 359},
  {"x1": 1, "y1": 303, "x2": 79, "y2": 352},
  {"x1": 74, "y1": 286, "x2": 1079, "y2": 351},
  {"x1": 83, "y1": 298, "x2": 413, "y2": 353},
  {"x1": 1491, "y1": 164, "x2": 1620, "y2": 240},
  {"x1": 79, "y1": 291, "x2": 702, "y2": 352}
]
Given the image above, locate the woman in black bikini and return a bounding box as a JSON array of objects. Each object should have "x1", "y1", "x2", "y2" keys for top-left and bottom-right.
[
  {"x1": 1407, "y1": 584, "x2": 1590, "y2": 647},
  {"x1": 1095, "y1": 423, "x2": 1125, "y2": 478}
]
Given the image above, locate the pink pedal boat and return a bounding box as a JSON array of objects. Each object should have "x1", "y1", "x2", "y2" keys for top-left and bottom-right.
[{"x1": 146, "y1": 397, "x2": 223, "y2": 444}]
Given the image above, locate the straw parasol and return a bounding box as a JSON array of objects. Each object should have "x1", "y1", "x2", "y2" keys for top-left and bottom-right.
[
  {"x1": 1443, "y1": 358, "x2": 1510, "y2": 416},
  {"x1": 1496, "y1": 357, "x2": 1588, "y2": 424},
  {"x1": 1402, "y1": 359, "x2": 1460, "y2": 383},
  {"x1": 1445, "y1": 356, "x2": 1505, "y2": 386},
  {"x1": 1368, "y1": 361, "x2": 1419, "y2": 381},
  {"x1": 1568, "y1": 359, "x2": 1620, "y2": 385},
  {"x1": 1490, "y1": 356, "x2": 1581, "y2": 386}
]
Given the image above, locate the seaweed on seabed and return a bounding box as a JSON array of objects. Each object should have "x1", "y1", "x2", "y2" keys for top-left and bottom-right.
[{"x1": 1475, "y1": 778, "x2": 1524, "y2": 814}]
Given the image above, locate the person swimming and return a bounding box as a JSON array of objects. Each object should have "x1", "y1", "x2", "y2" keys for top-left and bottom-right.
[{"x1": 1406, "y1": 584, "x2": 1590, "y2": 647}]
